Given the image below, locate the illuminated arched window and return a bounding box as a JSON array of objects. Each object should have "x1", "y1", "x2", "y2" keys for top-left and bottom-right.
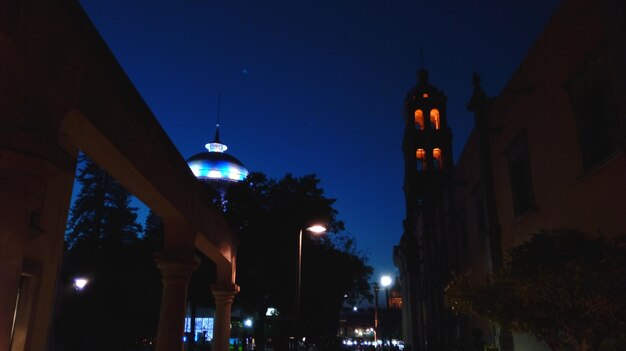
[
  {"x1": 430, "y1": 109, "x2": 440, "y2": 130},
  {"x1": 416, "y1": 148, "x2": 427, "y2": 171},
  {"x1": 433, "y1": 148, "x2": 442, "y2": 170},
  {"x1": 414, "y1": 110, "x2": 425, "y2": 130}
]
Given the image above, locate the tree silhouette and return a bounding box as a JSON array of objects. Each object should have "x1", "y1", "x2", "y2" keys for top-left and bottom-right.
[
  {"x1": 56, "y1": 155, "x2": 146, "y2": 351},
  {"x1": 222, "y1": 172, "x2": 373, "y2": 350}
]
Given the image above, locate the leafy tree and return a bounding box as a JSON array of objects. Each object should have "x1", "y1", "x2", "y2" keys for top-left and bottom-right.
[
  {"x1": 221, "y1": 172, "x2": 373, "y2": 350},
  {"x1": 445, "y1": 229, "x2": 626, "y2": 351}
]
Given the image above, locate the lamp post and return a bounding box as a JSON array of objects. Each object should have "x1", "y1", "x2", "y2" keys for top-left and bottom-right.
[
  {"x1": 372, "y1": 282, "x2": 380, "y2": 345},
  {"x1": 295, "y1": 224, "x2": 326, "y2": 351},
  {"x1": 380, "y1": 275, "x2": 392, "y2": 348}
]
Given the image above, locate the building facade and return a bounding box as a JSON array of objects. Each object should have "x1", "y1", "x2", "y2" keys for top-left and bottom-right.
[{"x1": 395, "y1": 0, "x2": 626, "y2": 350}]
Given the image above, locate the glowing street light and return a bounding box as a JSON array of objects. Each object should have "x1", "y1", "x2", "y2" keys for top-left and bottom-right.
[
  {"x1": 74, "y1": 277, "x2": 89, "y2": 291},
  {"x1": 306, "y1": 225, "x2": 326, "y2": 234},
  {"x1": 244, "y1": 318, "x2": 253, "y2": 328}
]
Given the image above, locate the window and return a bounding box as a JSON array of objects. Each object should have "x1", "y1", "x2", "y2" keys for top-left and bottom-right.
[
  {"x1": 506, "y1": 134, "x2": 534, "y2": 217},
  {"x1": 416, "y1": 148, "x2": 427, "y2": 171},
  {"x1": 430, "y1": 109, "x2": 440, "y2": 130},
  {"x1": 432, "y1": 148, "x2": 442, "y2": 170},
  {"x1": 414, "y1": 109, "x2": 425, "y2": 130},
  {"x1": 11, "y1": 261, "x2": 41, "y2": 351},
  {"x1": 567, "y1": 50, "x2": 621, "y2": 170}
]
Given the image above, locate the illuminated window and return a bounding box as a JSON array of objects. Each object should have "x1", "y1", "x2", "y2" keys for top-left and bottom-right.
[
  {"x1": 433, "y1": 148, "x2": 442, "y2": 169},
  {"x1": 416, "y1": 148, "x2": 427, "y2": 171},
  {"x1": 414, "y1": 110, "x2": 424, "y2": 130},
  {"x1": 430, "y1": 109, "x2": 440, "y2": 130},
  {"x1": 422, "y1": 93, "x2": 429, "y2": 98}
]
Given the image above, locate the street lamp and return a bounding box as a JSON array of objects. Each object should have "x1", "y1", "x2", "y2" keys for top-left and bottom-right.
[
  {"x1": 372, "y1": 282, "x2": 380, "y2": 345},
  {"x1": 295, "y1": 224, "x2": 327, "y2": 350},
  {"x1": 380, "y1": 275, "x2": 392, "y2": 347},
  {"x1": 74, "y1": 277, "x2": 89, "y2": 291}
]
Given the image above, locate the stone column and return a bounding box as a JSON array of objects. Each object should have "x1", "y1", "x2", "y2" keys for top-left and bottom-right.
[
  {"x1": 154, "y1": 251, "x2": 200, "y2": 351},
  {"x1": 211, "y1": 283, "x2": 239, "y2": 351}
]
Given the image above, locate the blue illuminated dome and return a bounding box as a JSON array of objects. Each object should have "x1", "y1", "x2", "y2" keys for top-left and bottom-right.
[{"x1": 187, "y1": 127, "x2": 249, "y2": 182}]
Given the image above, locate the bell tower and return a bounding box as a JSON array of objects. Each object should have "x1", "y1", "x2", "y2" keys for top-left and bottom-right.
[
  {"x1": 404, "y1": 68, "x2": 453, "y2": 178},
  {"x1": 396, "y1": 68, "x2": 456, "y2": 351}
]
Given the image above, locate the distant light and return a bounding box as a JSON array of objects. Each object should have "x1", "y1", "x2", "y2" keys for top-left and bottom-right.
[
  {"x1": 344, "y1": 294, "x2": 348, "y2": 298},
  {"x1": 190, "y1": 165, "x2": 202, "y2": 177},
  {"x1": 228, "y1": 169, "x2": 242, "y2": 180},
  {"x1": 381, "y1": 275, "x2": 392, "y2": 287},
  {"x1": 306, "y1": 225, "x2": 326, "y2": 234},
  {"x1": 208, "y1": 170, "x2": 222, "y2": 178},
  {"x1": 74, "y1": 278, "x2": 89, "y2": 290},
  {"x1": 205, "y1": 142, "x2": 227, "y2": 153},
  {"x1": 188, "y1": 156, "x2": 249, "y2": 182},
  {"x1": 266, "y1": 307, "x2": 278, "y2": 316},
  {"x1": 353, "y1": 306, "x2": 358, "y2": 311},
  {"x1": 244, "y1": 318, "x2": 253, "y2": 328}
]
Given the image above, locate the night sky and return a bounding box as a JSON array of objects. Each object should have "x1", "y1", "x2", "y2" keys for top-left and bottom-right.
[{"x1": 79, "y1": 0, "x2": 560, "y2": 281}]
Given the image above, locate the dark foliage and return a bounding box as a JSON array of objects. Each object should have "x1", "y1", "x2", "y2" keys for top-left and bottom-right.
[{"x1": 445, "y1": 229, "x2": 626, "y2": 351}]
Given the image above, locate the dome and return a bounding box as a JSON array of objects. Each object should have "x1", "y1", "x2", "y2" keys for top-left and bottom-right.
[
  {"x1": 187, "y1": 151, "x2": 249, "y2": 182},
  {"x1": 187, "y1": 127, "x2": 249, "y2": 182}
]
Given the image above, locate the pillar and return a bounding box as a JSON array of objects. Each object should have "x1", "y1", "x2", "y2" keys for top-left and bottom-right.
[
  {"x1": 211, "y1": 283, "x2": 239, "y2": 351},
  {"x1": 154, "y1": 251, "x2": 200, "y2": 351}
]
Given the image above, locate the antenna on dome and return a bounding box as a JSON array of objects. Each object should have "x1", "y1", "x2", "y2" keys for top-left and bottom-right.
[
  {"x1": 216, "y1": 91, "x2": 222, "y2": 125},
  {"x1": 205, "y1": 91, "x2": 227, "y2": 152},
  {"x1": 214, "y1": 91, "x2": 222, "y2": 143},
  {"x1": 420, "y1": 47, "x2": 425, "y2": 69}
]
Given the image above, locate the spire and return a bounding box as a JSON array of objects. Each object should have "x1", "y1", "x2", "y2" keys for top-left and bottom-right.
[
  {"x1": 214, "y1": 127, "x2": 221, "y2": 144},
  {"x1": 205, "y1": 92, "x2": 228, "y2": 153},
  {"x1": 417, "y1": 68, "x2": 429, "y2": 85},
  {"x1": 416, "y1": 48, "x2": 429, "y2": 85}
]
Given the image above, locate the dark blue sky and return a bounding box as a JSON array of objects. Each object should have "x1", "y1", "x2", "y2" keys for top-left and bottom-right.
[{"x1": 79, "y1": 0, "x2": 560, "y2": 281}]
